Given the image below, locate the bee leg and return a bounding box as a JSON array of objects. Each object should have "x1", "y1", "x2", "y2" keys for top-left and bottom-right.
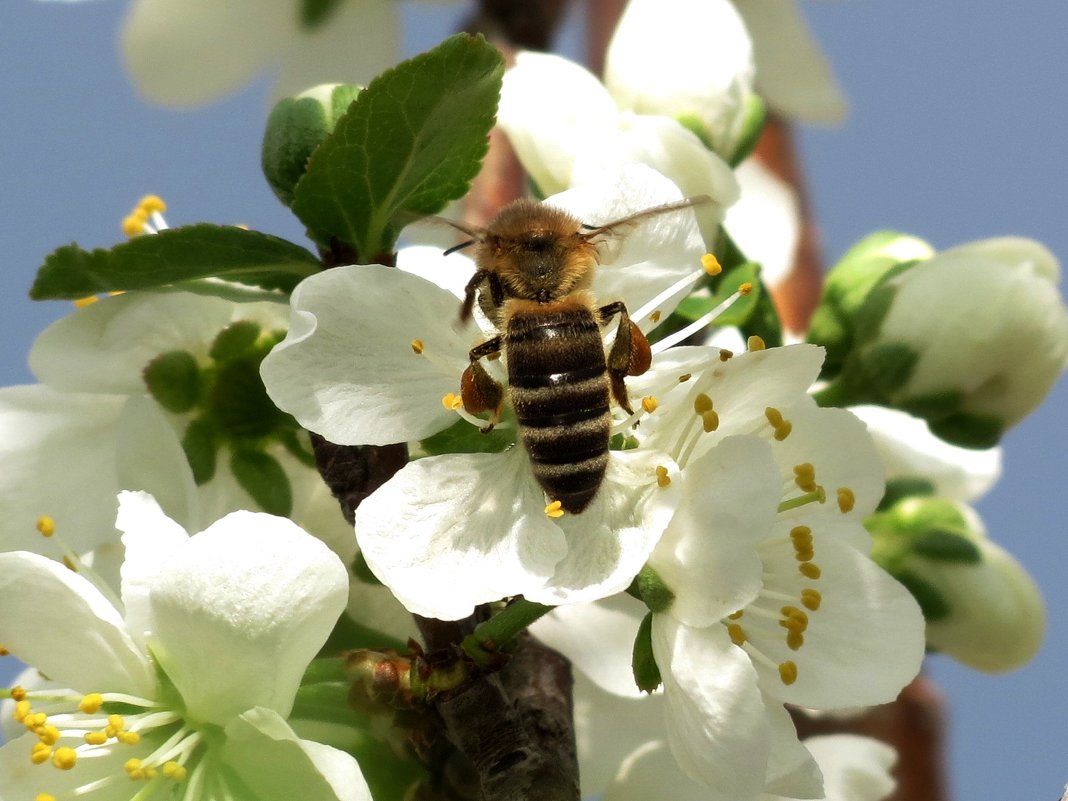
[
  {"x1": 599, "y1": 301, "x2": 653, "y2": 415},
  {"x1": 462, "y1": 337, "x2": 504, "y2": 433}
]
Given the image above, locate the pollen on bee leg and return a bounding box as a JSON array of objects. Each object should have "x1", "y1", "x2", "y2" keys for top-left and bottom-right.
[
  {"x1": 544, "y1": 500, "x2": 565, "y2": 518},
  {"x1": 701, "y1": 253, "x2": 722, "y2": 276},
  {"x1": 36, "y1": 516, "x2": 55, "y2": 538},
  {"x1": 655, "y1": 465, "x2": 671, "y2": 488},
  {"x1": 410, "y1": 339, "x2": 425, "y2": 354},
  {"x1": 836, "y1": 487, "x2": 856, "y2": 513}
]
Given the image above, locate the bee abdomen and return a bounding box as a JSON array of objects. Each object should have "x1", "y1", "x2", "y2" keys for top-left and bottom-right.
[{"x1": 506, "y1": 308, "x2": 611, "y2": 513}]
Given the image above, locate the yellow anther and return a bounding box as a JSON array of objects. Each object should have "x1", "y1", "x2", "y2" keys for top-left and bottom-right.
[
  {"x1": 14, "y1": 699, "x2": 31, "y2": 722},
  {"x1": 801, "y1": 588, "x2": 822, "y2": 610},
  {"x1": 125, "y1": 757, "x2": 144, "y2": 779},
  {"x1": 27, "y1": 711, "x2": 48, "y2": 729},
  {"x1": 36, "y1": 516, "x2": 56, "y2": 537},
  {"x1": 164, "y1": 761, "x2": 188, "y2": 782},
  {"x1": 793, "y1": 463, "x2": 817, "y2": 492},
  {"x1": 789, "y1": 525, "x2": 813, "y2": 545},
  {"x1": 642, "y1": 396, "x2": 659, "y2": 413},
  {"x1": 11, "y1": 685, "x2": 26, "y2": 701},
  {"x1": 739, "y1": 282, "x2": 754, "y2": 296},
  {"x1": 31, "y1": 742, "x2": 52, "y2": 764},
  {"x1": 780, "y1": 606, "x2": 808, "y2": 626},
  {"x1": 79, "y1": 692, "x2": 104, "y2": 714},
  {"x1": 73, "y1": 295, "x2": 99, "y2": 309},
  {"x1": 701, "y1": 253, "x2": 722, "y2": 276},
  {"x1": 441, "y1": 392, "x2": 463, "y2": 411},
  {"x1": 799, "y1": 562, "x2": 822, "y2": 580},
  {"x1": 62, "y1": 556, "x2": 77, "y2": 571},
  {"x1": 119, "y1": 730, "x2": 141, "y2": 745},
  {"x1": 36, "y1": 794, "x2": 57, "y2": 801},
  {"x1": 145, "y1": 766, "x2": 159, "y2": 780},
  {"x1": 746, "y1": 333, "x2": 764, "y2": 349},
  {"x1": 410, "y1": 339, "x2": 425, "y2": 354},
  {"x1": 693, "y1": 393, "x2": 714, "y2": 414},
  {"x1": 727, "y1": 623, "x2": 747, "y2": 646},
  {"x1": 718, "y1": 349, "x2": 733, "y2": 361},
  {"x1": 765, "y1": 407, "x2": 784, "y2": 427},
  {"x1": 773, "y1": 421, "x2": 792, "y2": 440},
  {"x1": 727, "y1": 610, "x2": 744, "y2": 620},
  {"x1": 544, "y1": 500, "x2": 565, "y2": 519},
  {"x1": 701, "y1": 410, "x2": 719, "y2": 432},
  {"x1": 794, "y1": 547, "x2": 815, "y2": 562},
  {"x1": 655, "y1": 465, "x2": 672, "y2": 488},
  {"x1": 38, "y1": 724, "x2": 61, "y2": 746},
  {"x1": 649, "y1": 309, "x2": 662, "y2": 323},
  {"x1": 107, "y1": 714, "x2": 125, "y2": 730},
  {"x1": 787, "y1": 631, "x2": 805, "y2": 651},
  {"x1": 778, "y1": 660, "x2": 799, "y2": 685},
  {"x1": 677, "y1": 372, "x2": 692, "y2": 382},
  {"x1": 837, "y1": 487, "x2": 856, "y2": 513},
  {"x1": 138, "y1": 195, "x2": 167, "y2": 214},
  {"x1": 122, "y1": 210, "x2": 149, "y2": 238},
  {"x1": 52, "y1": 747, "x2": 77, "y2": 770},
  {"x1": 84, "y1": 731, "x2": 109, "y2": 745}
]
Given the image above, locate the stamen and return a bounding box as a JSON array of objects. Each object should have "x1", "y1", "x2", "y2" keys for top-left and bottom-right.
[
  {"x1": 641, "y1": 396, "x2": 659, "y2": 413},
  {"x1": 139, "y1": 195, "x2": 167, "y2": 215},
  {"x1": 746, "y1": 334, "x2": 765, "y2": 350},
  {"x1": 778, "y1": 487, "x2": 827, "y2": 513},
  {"x1": 799, "y1": 562, "x2": 822, "y2": 580},
  {"x1": 79, "y1": 693, "x2": 104, "y2": 714},
  {"x1": 544, "y1": 501, "x2": 565, "y2": 519},
  {"x1": 677, "y1": 373, "x2": 692, "y2": 383},
  {"x1": 650, "y1": 290, "x2": 746, "y2": 354},
  {"x1": 631, "y1": 260, "x2": 718, "y2": 324},
  {"x1": 73, "y1": 296, "x2": 99, "y2": 309},
  {"x1": 410, "y1": 339, "x2": 425, "y2": 354},
  {"x1": 648, "y1": 310, "x2": 662, "y2": 324},
  {"x1": 701, "y1": 253, "x2": 722, "y2": 275},
  {"x1": 727, "y1": 623, "x2": 746, "y2": 645},
  {"x1": 764, "y1": 407, "x2": 792, "y2": 441},
  {"x1": 36, "y1": 516, "x2": 56, "y2": 537},
  {"x1": 836, "y1": 487, "x2": 856, "y2": 513},
  {"x1": 792, "y1": 463, "x2": 817, "y2": 493},
  {"x1": 800, "y1": 589, "x2": 822, "y2": 610},
  {"x1": 10, "y1": 686, "x2": 26, "y2": 702},
  {"x1": 778, "y1": 660, "x2": 799, "y2": 685},
  {"x1": 36, "y1": 794, "x2": 57, "y2": 801},
  {"x1": 52, "y1": 746, "x2": 78, "y2": 770},
  {"x1": 719, "y1": 349, "x2": 733, "y2": 361},
  {"x1": 693, "y1": 393, "x2": 713, "y2": 414},
  {"x1": 655, "y1": 465, "x2": 672, "y2": 488},
  {"x1": 739, "y1": 283, "x2": 754, "y2": 296},
  {"x1": 701, "y1": 410, "x2": 719, "y2": 432},
  {"x1": 442, "y1": 392, "x2": 462, "y2": 411}
]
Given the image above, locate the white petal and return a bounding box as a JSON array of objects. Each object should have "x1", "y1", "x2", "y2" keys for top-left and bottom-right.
[
  {"x1": 148, "y1": 512, "x2": 348, "y2": 724},
  {"x1": 0, "y1": 551, "x2": 153, "y2": 696},
  {"x1": 497, "y1": 51, "x2": 619, "y2": 196},
  {"x1": 545, "y1": 165, "x2": 708, "y2": 324},
  {"x1": 571, "y1": 114, "x2": 741, "y2": 246},
  {"x1": 396, "y1": 245, "x2": 476, "y2": 300},
  {"x1": 272, "y1": 0, "x2": 398, "y2": 101},
  {"x1": 0, "y1": 385, "x2": 126, "y2": 556},
  {"x1": 222, "y1": 707, "x2": 372, "y2": 801},
  {"x1": 650, "y1": 436, "x2": 779, "y2": 626},
  {"x1": 354, "y1": 448, "x2": 566, "y2": 620},
  {"x1": 763, "y1": 701, "x2": 823, "y2": 798},
  {"x1": 121, "y1": 0, "x2": 291, "y2": 106},
  {"x1": 29, "y1": 290, "x2": 239, "y2": 395},
  {"x1": 531, "y1": 595, "x2": 647, "y2": 698},
  {"x1": 732, "y1": 0, "x2": 848, "y2": 124},
  {"x1": 116, "y1": 491, "x2": 190, "y2": 652},
  {"x1": 754, "y1": 537, "x2": 925, "y2": 710},
  {"x1": 603, "y1": 739, "x2": 733, "y2": 801},
  {"x1": 261, "y1": 264, "x2": 475, "y2": 445},
  {"x1": 849, "y1": 405, "x2": 1001, "y2": 502},
  {"x1": 653, "y1": 616, "x2": 769, "y2": 795},
  {"x1": 528, "y1": 449, "x2": 680, "y2": 607},
  {"x1": 725, "y1": 158, "x2": 801, "y2": 290},
  {"x1": 793, "y1": 734, "x2": 897, "y2": 801}
]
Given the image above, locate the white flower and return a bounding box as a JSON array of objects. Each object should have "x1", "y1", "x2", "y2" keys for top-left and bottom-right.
[
  {"x1": 261, "y1": 166, "x2": 709, "y2": 619},
  {"x1": 497, "y1": 52, "x2": 740, "y2": 245},
  {"x1": 0, "y1": 290, "x2": 355, "y2": 563},
  {"x1": 536, "y1": 343, "x2": 925, "y2": 798},
  {"x1": 119, "y1": 0, "x2": 401, "y2": 107},
  {"x1": 0, "y1": 491, "x2": 366, "y2": 801},
  {"x1": 729, "y1": 0, "x2": 848, "y2": 124}
]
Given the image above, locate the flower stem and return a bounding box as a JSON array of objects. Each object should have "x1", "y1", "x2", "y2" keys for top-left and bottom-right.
[{"x1": 462, "y1": 599, "x2": 555, "y2": 667}]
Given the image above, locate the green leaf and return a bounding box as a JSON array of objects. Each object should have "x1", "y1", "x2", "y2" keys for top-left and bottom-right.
[
  {"x1": 32, "y1": 225, "x2": 321, "y2": 300},
  {"x1": 291, "y1": 33, "x2": 504, "y2": 258},
  {"x1": 230, "y1": 448, "x2": 293, "y2": 517},
  {"x1": 419, "y1": 417, "x2": 514, "y2": 456},
  {"x1": 632, "y1": 612, "x2": 662, "y2": 693}
]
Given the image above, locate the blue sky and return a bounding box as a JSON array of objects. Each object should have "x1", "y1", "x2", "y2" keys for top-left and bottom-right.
[{"x1": 1, "y1": 2, "x2": 1065, "y2": 799}]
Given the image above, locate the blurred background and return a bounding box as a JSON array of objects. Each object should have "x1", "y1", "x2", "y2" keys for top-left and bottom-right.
[{"x1": 1, "y1": 2, "x2": 1065, "y2": 798}]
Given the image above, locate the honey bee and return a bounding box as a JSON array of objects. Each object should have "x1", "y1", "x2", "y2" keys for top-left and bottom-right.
[{"x1": 447, "y1": 195, "x2": 709, "y2": 514}]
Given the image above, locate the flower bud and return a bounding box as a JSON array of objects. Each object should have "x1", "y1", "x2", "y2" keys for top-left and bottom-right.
[
  {"x1": 814, "y1": 236, "x2": 1068, "y2": 448},
  {"x1": 261, "y1": 83, "x2": 361, "y2": 206},
  {"x1": 868, "y1": 496, "x2": 1044, "y2": 672}
]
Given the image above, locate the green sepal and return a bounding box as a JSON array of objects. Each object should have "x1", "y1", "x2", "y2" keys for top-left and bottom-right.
[
  {"x1": 277, "y1": 428, "x2": 317, "y2": 468},
  {"x1": 727, "y1": 93, "x2": 767, "y2": 167},
  {"x1": 298, "y1": 0, "x2": 343, "y2": 30},
  {"x1": 632, "y1": 612, "x2": 662, "y2": 693},
  {"x1": 210, "y1": 321, "x2": 263, "y2": 363},
  {"x1": 143, "y1": 350, "x2": 201, "y2": 413},
  {"x1": 262, "y1": 84, "x2": 362, "y2": 206},
  {"x1": 877, "y1": 477, "x2": 936, "y2": 511},
  {"x1": 290, "y1": 33, "x2": 504, "y2": 259},
  {"x1": 912, "y1": 529, "x2": 983, "y2": 564},
  {"x1": 32, "y1": 225, "x2": 321, "y2": 300},
  {"x1": 418, "y1": 417, "x2": 514, "y2": 456},
  {"x1": 634, "y1": 564, "x2": 675, "y2": 614},
  {"x1": 928, "y1": 412, "x2": 1004, "y2": 450},
  {"x1": 230, "y1": 448, "x2": 293, "y2": 517},
  {"x1": 319, "y1": 612, "x2": 408, "y2": 655},
  {"x1": 891, "y1": 568, "x2": 952, "y2": 622},
  {"x1": 210, "y1": 359, "x2": 290, "y2": 439},
  {"x1": 859, "y1": 343, "x2": 918, "y2": 397},
  {"x1": 181, "y1": 418, "x2": 218, "y2": 485}
]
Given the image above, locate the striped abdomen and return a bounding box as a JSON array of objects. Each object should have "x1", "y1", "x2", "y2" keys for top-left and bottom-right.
[{"x1": 506, "y1": 305, "x2": 610, "y2": 513}]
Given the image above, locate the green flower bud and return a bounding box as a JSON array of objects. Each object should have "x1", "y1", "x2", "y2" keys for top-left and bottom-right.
[
  {"x1": 261, "y1": 83, "x2": 361, "y2": 206},
  {"x1": 143, "y1": 350, "x2": 201, "y2": 413},
  {"x1": 869, "y1": 496, "x2": 1044, "y2": 673}
]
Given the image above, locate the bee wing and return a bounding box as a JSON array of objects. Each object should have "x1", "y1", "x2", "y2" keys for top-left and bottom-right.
[
  {"x1": 395, "y1": 210, "x2": 485, "y2": 254},
  {"x1": 578, "y1": 195, "x2": 713, "y2": 240}
]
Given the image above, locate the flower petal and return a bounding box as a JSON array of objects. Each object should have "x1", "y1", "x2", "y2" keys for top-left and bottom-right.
[
  {"x1": 221, "y1": 708, "x2": 372, "y2": 801},
  {"x1": 121, "y1": 0, "x2": 291, "y2": 106},
  {"x1": 762, "y1": 701, "x2": 823, "y2": 798},
  {"x1": 0, "y1": 551, "x2": 153, "y2": 696},
  {"x1": 725, "y1": 158, "x2": 800, "y2": 290},
  {"x1": 354, "y1": 448, "x2": 566, "y2": 620},
  {"x1": 603, "y1": 739, "x2": 731, "y2": 801},
  {"x1": 261, "y1": 263, "x2": 475, "y2": 445},
  {"x1": 797, "y1": 734, "x2": 897, "y2": 801},
  {"x1": 148, "y1": 512, "x2": 348, "y2": 724},
  {"x1": 650, "y1": 435, "x2": 779, "y2": 626},
  {"x1": 497, "y1": 51, "x2": 619, "y2": 196},
  {"x1": 653, "y1": 616, "x2": 769, "y2": 795}
]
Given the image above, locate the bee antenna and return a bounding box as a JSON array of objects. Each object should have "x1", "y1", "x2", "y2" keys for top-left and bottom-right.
[{"x1": 443, "y1": 239, "x2": 477, "y2": 256}]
